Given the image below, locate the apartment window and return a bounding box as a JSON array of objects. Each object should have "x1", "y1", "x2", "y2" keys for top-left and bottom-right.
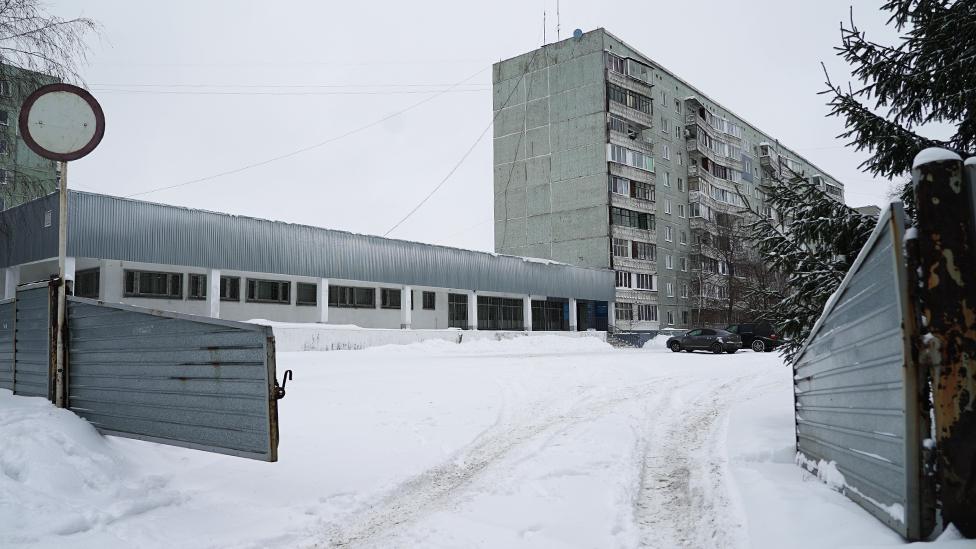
[
  {"x1": 607, "y1": 114, "x2": 629, "y2": 135},
  {"x1": 0, "y1": 110, "x2": 8, "y2": 126},
  {"x1": 613, "y1": 238, "x2": 630, "y2": 258},
  {"x1": 609, "y1": 144, "x2": 654, "y2": 172},
  {"x1": 680, "y1": 231, "x2": 688, "y2": 245},
  {"x1": 677, "y1": 204, "x2": 685, "y2": 218},
  {"x1": 660, "y1": 117, "x2": 670, "y2": 134},
  {"x1": 664, "y1": 198, "x2": 672, "y2": 215},
  {"x1": 329, "y1": 285, "x2": 375, "y2": 308},
  {"x1": 677, "y1": 153, "x2": 683, "y2": 167},
  {"x1": 681, "y1": 283, "x2": 689, "y2": 298},
  {"x1": 663, "y1": 172, "x2": 671, "y2": 187},
  {"x1": 124, "y1": 270, "x2": 182, "y2": 299},
  {"x1": 660, "y1": 89, "x2": 667, "y2": 105},
  {"x1": 615, "y1": 302, "x2": 634, "y2": 321},
  {"x1": 188, "y1": 273, "x2": 207, "y2": 300},
  {"x1": 608, "y1": 175, "x2": 630, "y2": 196},
  {"x1": 661, "y1": 143, "x2": 671, "y2": 161},
  {"x1": 380, "y1": 288, "x2": 401, "y2": 309},
  {"x1": 677, "y1": 177, "x2": 684, "y2": 192},
  {"x1": 638, "y1": 304, "x2": 658, "y2": 322},
  {"x1": 220, "y1": 276, "x2": 241, "y2": 301},
  {"x1": 610, "y1": 207, "x2": 654, "y2": 230},
  {"x1": 246, "y1": 279, "x2": 290, "y2": 304},
  {"x1": 632, "y1": 181, "x2": 654, "y2": 201},
  {"x1": 635, "y1": 273, "x2": 656, "y2": 291},
  {"x1": 606, "y1": 83, "x2": 651, "y2": 114},
  {"x1": 633, "y1": 241, "x2": 656, "y2": 261},
  {"x1": 297, "y1": 282, "x2": 317, "y2": 306},
  {"x1": 667, "y1": 310, "x2": 675, "y2": 325},
  {"x1": 674, "y1": 98, "x2": 681, "y2": 113},
  {"x1": 666, "y1": 282, "x2": 675, "y2": 297},
  {"x1": 615, "y1": 270, "x2": 632, "y2": 288},
  {"x1": 606, "y1": 51, "x2": 626, "y2": 74},
  {"x1": 664, "y1": 226, "x2": 673, "y2": 242},
  {"x1": 422, "y1": 291, "x2": 436, "y2": 310},
  {"x1": 448, "y1": 293, "x2": 468, "y2": 328},
  {"x1": 74, "y1": 268, "x2": 99, "y2": 299},
  {"x1": 665, "y1": 254, "x2": 674, "y2": 270},
  {"x1": 682, "y1": 310, "x2": 689, "y2": 324},
  {"x1": 680, "y1": 257, "x2": 688, "y2": 272}
]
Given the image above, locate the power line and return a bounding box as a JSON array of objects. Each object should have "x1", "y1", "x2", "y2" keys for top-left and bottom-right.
[
  {"x1": 90, "y1": 81, "x2": 488, "y2": 89},
  {"x1": 123, "y1": 65, "x2": 490, "y2": 198},
  {"x1": 92, "y1": 88, "x2": 489, "y2": 97}
]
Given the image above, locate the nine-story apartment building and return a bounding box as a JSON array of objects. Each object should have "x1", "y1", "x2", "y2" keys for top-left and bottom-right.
[{"x1": 492, "y1": 28, "x2": 845, "y2": 332}]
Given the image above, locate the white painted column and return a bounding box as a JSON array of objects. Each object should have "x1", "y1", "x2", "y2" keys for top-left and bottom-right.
[
  {"x1": 63, "y1": 256, "x2": 76, "y2": 284},
  {"x1": 569, "y1": 298, "x2": 578, "y2": 331},
  {"x1": 523, "y1": 295, "x2": 533, "y2": 332},
  {"x1": 467, "y1": 291, "x2": 478, "y2": 330},
  {"x1": 401, "y1": 285, "x2": 412, "y2": 329},
  {"x1": 3, "y1": 266, "x2": 19, "y2": 299},
  {"x1": 207, "y1": 269, "x2": 220, "y2": 318},
  {"x1": 316, "y1": 278, "x2": 329, "y2": 323},
  {"x1": 608, "y1": 301, "x2": 616, "y2": 331}
]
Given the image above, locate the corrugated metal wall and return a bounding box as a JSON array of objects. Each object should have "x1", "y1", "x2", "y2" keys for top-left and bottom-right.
[
  {"x1": 793, "y1": 204, "x2": 925, "y2": 539},
  {"x1": 61, "y1": 191, "x2": 614, "y2": 301},
  {"x1": 0, "y1": 193, "x2": 59, "y2": 268},
  {"x1": 0, "y1": 298, "x2": 12, "y2": 391},
  {"x1": 13, "y1": 284, "x2": 52, "y2": 398},
  {"x1": 67, "y1": 297, "x2": 280, "y2": 461}
]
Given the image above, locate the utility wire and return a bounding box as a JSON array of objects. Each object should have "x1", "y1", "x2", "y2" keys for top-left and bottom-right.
[
  {"x1": 124, "y1": 65, "x2": 490, "y2": 198},
  {"x1": 93, "y1": 88, "x2": 489, "y2": 96}
]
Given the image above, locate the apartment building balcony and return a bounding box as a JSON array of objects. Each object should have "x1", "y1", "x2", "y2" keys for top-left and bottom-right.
[
  {"x1": 609, "y1": 161, "x2": 655, "y2": 184},
  {"x1": 607, "y1": 69, "x2": 654, "y2": 98},
  {"x1": 610, "y1": 191, "x2": 655, "y2": 213},
  {"x1": 609, "y1": 130, "x2": 654, "y2": 157},
  {"x1": 608, "y1": 100, "x2": 654, "y2": 130},
  {"x1": 611, "y1": 224, "x2": 656, "y2": 242},
  {"x1": 614, "y1": 288, "x2": 657, "y2": 303},
  {"x1": 612, "y1": 256, "x2": 657, "y2": 273}
]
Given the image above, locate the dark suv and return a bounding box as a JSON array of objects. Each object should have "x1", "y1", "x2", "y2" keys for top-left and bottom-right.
[
  {"x1": 666, "y1": 328, "x2": 741, "y2": 354},
  {"x1": 725, "y1": 321, "x2": 782, "y2": 352}
]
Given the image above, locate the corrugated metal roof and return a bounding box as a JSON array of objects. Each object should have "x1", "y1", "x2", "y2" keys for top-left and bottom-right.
[{"x1": 2, "y1": 191, "x2": 614, "y2": 301}]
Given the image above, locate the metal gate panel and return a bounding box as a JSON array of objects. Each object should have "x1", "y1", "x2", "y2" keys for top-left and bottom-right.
[
  {"x1": 793, "y1": 203, "x2": 926, "y2": 539},
  {"x1": 0, "y1": 298, "x2": 13, "y2": 391},
  {"x1": 67, "y1": 297, "x2": 279, "y2": 462},
  {"x1": 13, "y1": 283, "x2": 52, "y2": 398}
]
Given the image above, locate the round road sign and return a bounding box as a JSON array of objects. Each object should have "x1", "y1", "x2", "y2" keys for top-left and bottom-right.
[{"x1": 19, "y1": 83, "x2": 105, "y2": 162}]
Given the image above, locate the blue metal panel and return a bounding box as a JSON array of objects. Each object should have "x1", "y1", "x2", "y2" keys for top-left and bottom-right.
[
  {"x1": 793, "y1": 203, "x2": 923, "y2": 539},
  {"x1": 66, "y1": 297, "x2": 279, "y2": 461},
  {"x1": 0, "y1": 299, "x2": 12, "y2": 391},
  {"x1": 13, "y1": 285, "x2": 51, "y2": 398}
]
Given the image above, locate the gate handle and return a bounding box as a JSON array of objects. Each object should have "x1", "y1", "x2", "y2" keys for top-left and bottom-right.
[{"x1": 274, "y1": 370, "x2": 293, "y2": 400}]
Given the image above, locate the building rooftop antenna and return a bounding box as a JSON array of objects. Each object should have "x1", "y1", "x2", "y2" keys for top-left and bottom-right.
[{"x1": 556, "y1": 0, "x2": 560, "y2": 40}]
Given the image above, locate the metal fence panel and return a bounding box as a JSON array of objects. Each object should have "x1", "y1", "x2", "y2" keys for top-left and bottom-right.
[
  {"x1": 13, "y1": 284, "x2": 52, "y2": 398},
  {"x1": 793, "y1": 203, "x2": 925, "y2": 539},
  {"x1": 0, "y1": 299, "x2": 13, "y2": 391},
  {"x1": 66, "y1": 297, "x2": 280, "y2": 462}
]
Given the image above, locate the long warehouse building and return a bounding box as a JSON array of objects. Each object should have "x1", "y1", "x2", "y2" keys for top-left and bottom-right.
[{"x1": 0, "y1": 191, "x2": 614, "y2": 331}]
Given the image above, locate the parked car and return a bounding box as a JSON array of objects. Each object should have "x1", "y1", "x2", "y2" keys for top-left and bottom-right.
[
  {"x1": 666, "y1": 328, "x2": 741, "y2": 354},
  {"x1": 724, "y1": 321, "x2": 782, "y2": 352}
]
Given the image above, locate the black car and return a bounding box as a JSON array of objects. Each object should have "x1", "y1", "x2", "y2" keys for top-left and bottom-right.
[
  {"x1": 666, "y1": 328, "x2": 741, "y2": 354},
  {"x1": 725, "y1": 321, "x2": 782, "y2": 352}
]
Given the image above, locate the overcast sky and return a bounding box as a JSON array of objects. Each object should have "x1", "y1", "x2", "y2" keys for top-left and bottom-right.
[{"x1": 49, "y1": 0, "x2": 902, "y2": 252}]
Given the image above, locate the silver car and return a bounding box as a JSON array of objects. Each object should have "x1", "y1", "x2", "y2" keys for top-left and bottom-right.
[{"x1": 666, "y1": 328, "x2": 741, "y2": 354}]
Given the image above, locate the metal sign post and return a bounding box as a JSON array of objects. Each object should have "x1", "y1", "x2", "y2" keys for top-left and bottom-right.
[{"x1": 19, "y1": 83, "x2": 105, "y2": 408}]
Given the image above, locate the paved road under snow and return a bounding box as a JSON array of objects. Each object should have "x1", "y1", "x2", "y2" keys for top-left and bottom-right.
[{"x1": 2, "y1": 336, "x2": 935, "y2": 549}]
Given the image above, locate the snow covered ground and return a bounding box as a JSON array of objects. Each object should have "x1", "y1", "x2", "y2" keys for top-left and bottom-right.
[{"x1": 1, "y1": 336, "x2": 971, "y2": 548}]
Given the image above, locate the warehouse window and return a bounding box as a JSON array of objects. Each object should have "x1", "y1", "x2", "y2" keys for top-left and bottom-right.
[
  {"x1": 329, "y1": 285, "x2": 375, "y2": 308},
  {"x1": 246, "y1": 278, "x2": 290, "y2": 304},
  {"x1": 188, "y1": 273, "x2": 207, "y2": 300},
  {"x1": 296, "y1": 282, "x2": 317, "y2": 306},
  {"x1": 448, "y1": 293, "x2": 468, "y2": 328},
  {"x1": 74, "y1": 268, "x2": 99, "y2": 299},
  {"x1": 220, "y1": 276, "x2": 240, "y2": 301},
  {"x1": 422, "y1": 291, "x2": 435, "y2": 310},
  {"x1": 381, "y1": 288, "x2": 401, "y2": 309},
  {"x1": 124, "y1": 270, "x2": 182, "y2": 299}
]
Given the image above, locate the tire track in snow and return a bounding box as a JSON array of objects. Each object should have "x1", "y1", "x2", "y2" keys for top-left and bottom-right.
[
  {"x1": 634, "y1": 375, "x2": 756, "y2": 548},
  {"x1": 319, "y1": 377, "x2": 701, "y2": 548}
]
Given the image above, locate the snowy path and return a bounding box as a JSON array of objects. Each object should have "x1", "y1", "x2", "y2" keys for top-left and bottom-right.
[{"x1": 3, "y1": 336, "x2": 963, "y2": 548}]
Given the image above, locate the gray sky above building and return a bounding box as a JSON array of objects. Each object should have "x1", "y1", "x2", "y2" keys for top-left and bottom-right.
[{"x1": 50, "y1": 0, "x2": 912, "y2": 252}]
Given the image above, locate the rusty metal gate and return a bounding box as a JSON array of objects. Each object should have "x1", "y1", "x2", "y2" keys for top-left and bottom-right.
[
  {"x1": 0, "y1": 298, "x2": 12, "y2": 391},
  {"x1": 12, "y1": 282, "x2": 54, "y2": 399},
  {"x1": 66, "y1": 297, "x2": 281, "y2": 461},
  {"x1": 793, "y1": 203, "x2": 931, "y2": 539}
]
